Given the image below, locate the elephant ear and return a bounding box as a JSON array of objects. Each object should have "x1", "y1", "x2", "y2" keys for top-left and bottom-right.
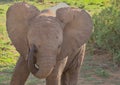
[
  {"x1": 56, "y1": 7, "x2": 93, "y2": 59},
  {"x1": 6, "y1": 2, "x2": 39, "y2": 56}
]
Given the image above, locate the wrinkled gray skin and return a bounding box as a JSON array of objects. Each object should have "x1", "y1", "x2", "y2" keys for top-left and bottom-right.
[{"x1": 6, "y1": 2, "x2": 93, "y2": 85}]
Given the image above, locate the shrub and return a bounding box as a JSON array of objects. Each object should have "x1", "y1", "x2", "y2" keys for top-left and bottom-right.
[{"x1": 92, "y1": 5, "x2": 120, "y2": 66}]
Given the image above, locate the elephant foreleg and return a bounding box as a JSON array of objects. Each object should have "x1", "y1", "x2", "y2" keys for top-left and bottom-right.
[
  {"x1": 68, "y1": 68, "x2": 80, "y2": 85},
  {"x1": 61, "y1": 67, "x2": 80, "y2": 85},
  {"x1": 46, "y1": 57, "x2": 68, "y2": 85},
  {"x1": 10, "y1": 56, "x2": 30, "y2": 85},
  {"x1": 46, "y1": 74, "x2": 61, "y2": 85},
  {"x1": 61, "y1": 72, "x2": 69, "y2": 85},
  {"x1": 62, "y1": 45, "x2": 85, "y2": 85}
]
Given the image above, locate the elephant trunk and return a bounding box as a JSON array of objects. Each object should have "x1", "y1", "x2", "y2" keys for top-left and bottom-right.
[
  {"x1": 28, "y1": 45, "x2": 39, "y2": 76},
  {"x1": 28, "y1": 45, "x2": 55, "y2": 79}
]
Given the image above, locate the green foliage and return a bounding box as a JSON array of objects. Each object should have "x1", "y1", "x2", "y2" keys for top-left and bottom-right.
[{"x1": 92, "y1": 5, "x2": 120, "y2": 65}]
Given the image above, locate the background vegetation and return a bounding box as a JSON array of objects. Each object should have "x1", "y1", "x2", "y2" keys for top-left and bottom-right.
[
  {"x1": 91, "y1": 0, "x2": 120, "y2": 66},
  {"x1": 0, "y1": 0, "x2": 120, "y2": 85}
]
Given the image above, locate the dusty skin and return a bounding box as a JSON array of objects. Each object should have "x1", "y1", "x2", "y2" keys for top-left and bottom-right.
[{"x1": 6, "y1": 2, "x2": 93, "y2": 85}]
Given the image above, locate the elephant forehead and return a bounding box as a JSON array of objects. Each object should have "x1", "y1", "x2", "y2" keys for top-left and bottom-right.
[
  {"x1": 29, "y1": 23, "x2": 62, "y2": 39},
  {"x1": 30, "y1": 15, "x2": 61, "y2": 28},
  {"x1": 28, "y1": 18, "x2": 63, "y2": 45},
  {"x1": 29, "y1": 16, "x2": 63, "y2": 36}
]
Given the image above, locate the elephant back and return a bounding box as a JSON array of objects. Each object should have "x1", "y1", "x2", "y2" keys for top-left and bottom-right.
[{"x1": 6, "y1": 2, "x2": 39, "y2": 56}]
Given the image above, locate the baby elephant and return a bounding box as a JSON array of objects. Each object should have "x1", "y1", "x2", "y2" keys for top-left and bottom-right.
[{"x1": 6, "y1": 2, "x2": 93, "y2": 85}]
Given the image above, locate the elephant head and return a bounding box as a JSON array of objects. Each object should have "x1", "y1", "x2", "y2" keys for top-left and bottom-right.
[
  {"x1": 6, "y1": 2, "x2": 93, "y2": 79},
  {"x1": 27, "y1": 10, "x2": 63, "y2": 78}
]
